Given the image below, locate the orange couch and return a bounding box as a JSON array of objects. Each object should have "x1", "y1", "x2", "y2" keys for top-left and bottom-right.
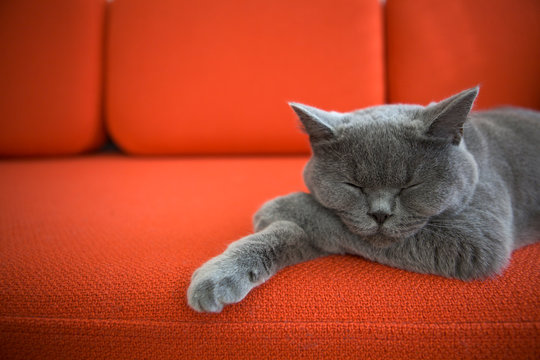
[{"x1": 1, "y1": 0, "x2": 539, "y2": 359}]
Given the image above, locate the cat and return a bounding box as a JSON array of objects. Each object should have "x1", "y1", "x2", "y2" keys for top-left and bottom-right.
[{"x1": 187, "y1": 87, "x2": 540, "y2": 312}]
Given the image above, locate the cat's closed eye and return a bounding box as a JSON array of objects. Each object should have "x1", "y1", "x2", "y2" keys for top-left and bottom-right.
[
  {"x1": 399, "y1": 182, "x2": 423, "y2": 195},
  {"x1": 344, "y1": 181, "x2": 423, "y2": 195},
  {"x1": 343, "y1": 182, "x2": 364, "y2": 193}
]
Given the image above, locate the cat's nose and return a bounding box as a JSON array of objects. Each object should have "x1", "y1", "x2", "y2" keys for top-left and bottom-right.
[{"x1": 369, "y1": 211, "x2": 391, "y2": 225}]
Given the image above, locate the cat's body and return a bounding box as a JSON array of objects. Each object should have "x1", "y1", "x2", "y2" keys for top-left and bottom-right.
[
  {"x1": 187, "y1": 88, "x2": 540, "y2": 313},
  {"x1": 465, "y1": 107, "x2": 540, "y2": 248}
]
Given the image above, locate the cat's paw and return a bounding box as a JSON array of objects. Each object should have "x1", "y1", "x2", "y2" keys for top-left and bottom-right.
[{"x1": 187, "y1": 255, "x2": 264, "y2": 313}]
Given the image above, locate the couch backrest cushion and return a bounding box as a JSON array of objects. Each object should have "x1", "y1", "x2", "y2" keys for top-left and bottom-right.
[
  {"x1": 386, "y1": 0, "x2": 540, "y2": 109},
  {"x1": 0, "y1": 0, "x2": 105, "y2": 156},
  {"x1": 106, "y1": 0, "x2": 384, "y2": 155}
]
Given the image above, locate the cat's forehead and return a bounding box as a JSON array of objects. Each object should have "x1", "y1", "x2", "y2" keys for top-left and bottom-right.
[
  {"x1": 334, "y1": 103, "x2": 429, "y2": 145},
  {"x1": 347, "y1": 104, "x2": 424, "y2": 126},
  {"x1": 333, "y1": 105, "x2": 422, "y2": 146},
  {"x1": 321, "y1": 105, "x2": 432, "y2": 185}
]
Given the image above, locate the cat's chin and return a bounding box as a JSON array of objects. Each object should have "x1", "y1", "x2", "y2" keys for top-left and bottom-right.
[
  {"x1": 342, "y1": 223, "x2": 398, "y2": 247},
  {"x1": 341, "y1": 220, "x2": 378, "y2": 237},
  {"x1": 363, "y1": 234, "x2": 400, "y2": 248},
  {"x1": 380, "y1": 225, "x2": 423, "y2": 240},
  {"x1": 343, "y1": 222, "x2": 421, "y2": 248},
  {"x1": 341, "y1": 217, "x2": 426, "y2": 247}
]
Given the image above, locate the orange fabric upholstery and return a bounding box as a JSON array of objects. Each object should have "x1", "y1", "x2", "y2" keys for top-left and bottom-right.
[
  {"x1": 106, "y1": 0, "x2": 384, "y2": 155},
  {"x1": 386, "y1": 0, "x2": 540, "y2": 109},
  {"x1": 0, "y1": 0, "x2": 105, "y2": 156},
  {"x1": 0, "y1": 157, "x2": 539, "y2": 359}
]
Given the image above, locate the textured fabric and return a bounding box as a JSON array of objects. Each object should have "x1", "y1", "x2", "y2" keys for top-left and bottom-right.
[
  {"x1": 0, "y1": 0, "x2": 105, "y2": 156},
  {"x1": 386, "y1": 0, "x2": 540, "y2": 109},
  {"x1": 106, "y1": 0, "x2": 384, "y2": 155},
  {"x1": 0, "y1": 156, "x2": 538, "y2": 359}
]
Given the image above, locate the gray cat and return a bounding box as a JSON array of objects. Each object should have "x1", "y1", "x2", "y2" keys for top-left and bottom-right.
[{"x1": 187, "y1": 87, "x2": 540, "y2": 312}]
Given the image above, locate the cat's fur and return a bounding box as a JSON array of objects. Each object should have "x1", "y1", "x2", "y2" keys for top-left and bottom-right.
[{"x1": 187, "y1": 87, "x2": 540, "y2": 312}]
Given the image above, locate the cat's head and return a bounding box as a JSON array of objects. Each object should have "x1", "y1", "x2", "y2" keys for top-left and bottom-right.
[{"x1": 290, "y1": 87, "x2": 480, "y2": 248}]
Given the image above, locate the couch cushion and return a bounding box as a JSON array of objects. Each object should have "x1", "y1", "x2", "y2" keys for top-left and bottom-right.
[
  {"x1": 106, "y1": 0, "x2": 384, "y2": 155},
  {"x1": 386, "y1": 0, "x2": 540, "y2": 109},
  {"x1": 0, "y1": 156, "x2": 538, "y2": 359},
  {"x1": 0, "y1": 0, "x2": 105, "y2": 156}
]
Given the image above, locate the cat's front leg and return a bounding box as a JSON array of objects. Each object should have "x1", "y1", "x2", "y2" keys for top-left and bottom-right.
[
  {"x1": 371, "y1": 213, "x2": 513, "y2": 281},
  {"x1": 187, "y1": 218, "x2": 325, "y2": 312}
]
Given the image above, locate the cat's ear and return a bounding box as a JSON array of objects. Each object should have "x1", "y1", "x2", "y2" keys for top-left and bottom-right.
[
  {"x1": 423, "y1": 87, "x2": 479, "y2": 145},
  {"x1": 289, "y1": 102, "x2": 341, "y2": 141}
]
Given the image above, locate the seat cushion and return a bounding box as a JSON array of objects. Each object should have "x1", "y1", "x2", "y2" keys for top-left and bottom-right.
[
  {"x1": 386, "y1": 0, "x2": 540, "y2": 109},
  {"x1": 106, "y1": 0, "x2": 384, "y2": 155},
  {"x1": 0, "y1": 156, "x2": 538, "y2": 359},
  {"x1": 0, "y1": 0, "x2": 105, "y2": 156}
]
